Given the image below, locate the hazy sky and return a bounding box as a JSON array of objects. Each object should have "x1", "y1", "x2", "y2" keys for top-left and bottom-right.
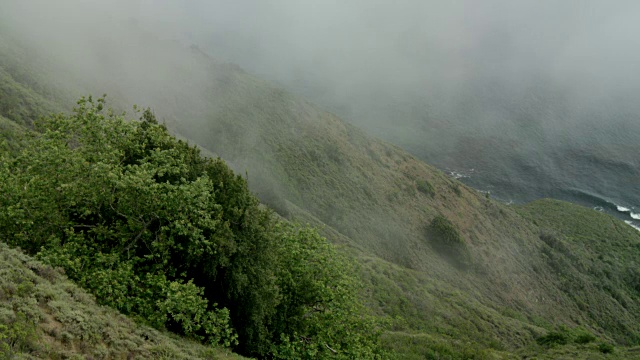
[
  {"x1": 2, "y1": 0, "x2": 639, "y2": 207},
  {"x1": 4, "y1": 0, "x2": 640, "y2": 150},
  {"x1": 152, "y1": 1, "x2": 640, "y2": 100},
  {"x1": 6, "y1": 0, "x2": 640, "y2": 101},
  {"x1": 130, "y1": 0, "x2": 640, "y2": 138}
]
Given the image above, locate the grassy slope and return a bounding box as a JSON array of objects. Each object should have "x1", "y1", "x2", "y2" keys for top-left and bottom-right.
[
  {"x1": 0, "y1": 243, "x2": 246, "y2": 359},
  {"x1": 174, "y1": 58, "x2": 640, "y2": 353},
  {"x1": 518, "y1": 200, "x2": 640, "y2": 340},
  {"x1": 1, "y1": 26, "x2": 639, "y2": 358},
  {"x1": 0, "y1": 31, "x2": 70, "y2": 127}
]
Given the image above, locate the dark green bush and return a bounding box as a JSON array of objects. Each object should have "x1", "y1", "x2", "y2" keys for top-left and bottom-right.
[
  {"x1": 598, "y1": 342, "x2": 614, "y2": 354},
  {"x1": 536, "y1": 330, "x2": 568, "y2": 347},
  {"x1": 0, "y1": 312, "x2": 38, "y2": 357},
  {"x1": 451, "y1": 183, "x2": 462, "y2": 196},
  {"x1": 417, "y1": 179, "x2": 435, "y2": 197},
  {"x1": 430, "y1": 215, "x2": 463, "y2": 246},
  {"x1": 573, "y1": 330, "x2": 596, "y2": 344},
  {"x1": 626, "y1": 267, "x2": 640, "y2": 293},
  {"x1": 428, "y1": 215, "x2": 470, "y2": 268}
]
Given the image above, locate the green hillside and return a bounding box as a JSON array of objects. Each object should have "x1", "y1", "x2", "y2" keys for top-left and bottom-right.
[
  {"x1": 0, "y1": 97, "x2": 384, "y2": 359},
  {"x1": 0, "y1": 242, "x2": 247, "y2": 359},
  {"x1": 1, "y1": 22, "x2": 640, "y2": 359}
]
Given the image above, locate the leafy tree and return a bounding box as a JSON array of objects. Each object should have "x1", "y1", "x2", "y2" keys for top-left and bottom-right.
[
  {"x1": 271, "y1": 226, "x2": 385, "y2": 359},
  {"x1": 0, "y1": 96, "x2": 384, "y2": 358}
]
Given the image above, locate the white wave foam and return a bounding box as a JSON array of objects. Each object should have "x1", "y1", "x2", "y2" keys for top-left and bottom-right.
[
  {"x1": 446, "y1": 168, "x2": 475, "y2": 180},
  {"x1": 616, "y1": 205, "x2": 631, "y2": 212},
  {"x1": 593, "y1": 206, "x2": 605, "y2": 212},
  {"x1": 631, "y1": 213, "x2": 640, "y2": 220},
  {"x1": 449, "y1": 172, "x2": 468, "y2": 179},
  {"x1": 625, "y1": 220, "x2": 640, "y2": 232}
]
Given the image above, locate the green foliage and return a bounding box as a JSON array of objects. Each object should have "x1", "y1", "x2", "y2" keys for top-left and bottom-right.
[
  {"x1": 0, "y1": 96, "x2": 383, "y2": 358},
  {"x1": 429, "y1": 215, "x2": 464, "y2": 249},
  {"x1": 381, "y1": 332, "x2": 492, "y2": 360},
  {"x1": 428, "y1": 215, "x2": 472, "y2": 269},
  {"x1": 1, "y1": 96, "x2": 240, "y2": 347},
  {"x1": 574, "y1": 331, "x2": 596, "y2": 345},
  {"x1": 0, "y1": 242, "x2": 246, "y2": 359},
  {"x1": 416, "y1": 179, "x2": 435, "y2": 197},
  {"x1": 519, "y1": 199, "x2": 640, "y2": 346},
  {"x1": 0, "y1": 312, "x2": 38, "y2": 358},
  {"x1": 536, "y1": 330, "x2": 569, "y2": 347},
  {"x1": 598, "y1": 342, "x2": 614, "y2": 354},
  {"x1": 451, "y1": 183, "x2": 462, "y2": 196},
  {"x1": 270, "y1": 226, "x2": 386, "y2": 359},
  {"x1": 537, "y1": 325, "x2": 597, "y2": 349}
]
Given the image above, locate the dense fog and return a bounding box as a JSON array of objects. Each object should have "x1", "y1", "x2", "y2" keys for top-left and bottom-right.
[{"x1": 3, "y1": 0, "x2": 639, "y2": 216}]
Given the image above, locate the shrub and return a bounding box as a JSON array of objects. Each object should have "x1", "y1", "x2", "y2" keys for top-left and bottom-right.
[
  {"x1": 0, "y1": 312, "x2": 38, "y2": 357},
  {"x1": 573, "y1": 329, "x2": 596, "y2": 344},
  {"x1": 428, "y1": 215, "x2": 471, "y2": 268},
  {"x1": 430, "y1": 215, "x2": 463, "y2": 246},
  {"x1": 598, "y1": 342, "x2": 614, "y2": 354},
  {"x1": 416, "y1": 179, "x2": 435, "y2": 197},
  {"x1": 536, "y1": 330, "x2": 568, "y2": 347},
  {"x1": 626, "y1": 267, "x2": 640, "y2": 293},
  {"x1": 451, "y1": 183, "x2": 462, "y2": 196}
]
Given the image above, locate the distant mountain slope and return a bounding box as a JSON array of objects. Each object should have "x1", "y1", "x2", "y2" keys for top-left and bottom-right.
[
  {"x1": 519, "y1": 199, "x2": 640, "y2": 339},
  {"x1": 1, "y1": 22, "x2": 639, "y2": 359},
  {"x1": 167, "y1": 47, "x2": 640, "y2": 346},
  {"x1": 0, "y1": 242, "x2": 245, "y2": 359}
]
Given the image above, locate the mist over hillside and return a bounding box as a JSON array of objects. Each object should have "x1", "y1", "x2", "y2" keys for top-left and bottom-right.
[
  {"x1": 2, "y1": 1, "x2": 640, "y2": 358},
  {"x1": 111, "y1": 0, "x2": 640, "y2": 226},
  {"x1": 3, "y1": 2, "x2": 639, "y2": 227}
]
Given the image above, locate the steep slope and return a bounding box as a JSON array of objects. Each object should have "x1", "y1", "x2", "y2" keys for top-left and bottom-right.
[
  {"x1": 166, "y1": 50, "x2": 640, "y2": 349},
  {"x1": 0, "y1": 242, "x2": 245, "y2": 359},
  {"x1": 519, "y1": 200, "x2": 640, "y2": 340},
  {"x1": 0, "y1": 98, "x2": 384, "y2": 359},
  {"x1": 1, "y1": 22, "x2": 640, "y2": 358}
]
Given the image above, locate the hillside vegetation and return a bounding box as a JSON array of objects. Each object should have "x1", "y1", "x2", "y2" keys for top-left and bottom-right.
[
  {"x1": 1, "y1": 23, "x2": 640, "y2": 359},
  {"x1": 0, "y1": 242, "x2": 247, "y2": 359},
  {"x1": 0, "y1": 97, "x2": 384, "y2": 359}
]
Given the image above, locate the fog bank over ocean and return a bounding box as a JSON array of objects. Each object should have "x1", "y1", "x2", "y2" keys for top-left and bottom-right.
[
  {"x1": 4, "y1": 0, "x2": 638, "y2": 227},
  {"x1": 173, "y1": 1, "x2": 640, "y2": 226}
]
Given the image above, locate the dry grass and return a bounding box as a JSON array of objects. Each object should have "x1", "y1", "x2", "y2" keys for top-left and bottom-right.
[{"x1": 0, "y1": 242, "x2": 247, "y2": 359}]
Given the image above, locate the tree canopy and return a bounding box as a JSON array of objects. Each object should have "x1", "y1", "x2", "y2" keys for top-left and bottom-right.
[{"x1": 0, "y1": 96, "x2": 385, "y2": 359}]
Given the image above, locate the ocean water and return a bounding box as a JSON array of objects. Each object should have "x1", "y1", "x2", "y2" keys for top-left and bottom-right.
[
  {"x1": 436, "y1": 136, "x2": 640, "y2": 232},
  {"x1": 358, "y1": 82, "x2": 640, "y2": 233},
  {"x1": 211, "y1": 45, "x2": 640, "y2": 232}
]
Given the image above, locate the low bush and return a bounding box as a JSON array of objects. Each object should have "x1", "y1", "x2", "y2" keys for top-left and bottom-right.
[
  {"x1": 430, "y1": 215, "x2": 463, "y2": 246},
  {"x1": 0, "y1": 312, "x2": 38, "y2": 358},
  {"x1": 416, "y1": 179, "x2": 435, "y2": 197},
  {"x1": 536, "y1": 330, "x2": 568, "y2": 347},
  {"x1": 428, "y1": 215, "x2": 470, "y2": 268},
  {"x1": 573, "y1": 329, "x2": 596, "y2": 344},
  {"x1": 598, "y1": 342, "x2": 614, "y2": 354}
]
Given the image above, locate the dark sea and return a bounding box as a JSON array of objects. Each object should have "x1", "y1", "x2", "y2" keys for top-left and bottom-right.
[
  {"x1": 440, "y1": 153, "x2": 640, "y2": 232},
  {"x1": 220, "y1": 52, "x2": 640, "y2": 232},
  {"x1": 418, "y1": 123, "x2": 640, "y2": 232},
  {"x1": 354, "y1": 85, "x2": 640, "y2": 233}
]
